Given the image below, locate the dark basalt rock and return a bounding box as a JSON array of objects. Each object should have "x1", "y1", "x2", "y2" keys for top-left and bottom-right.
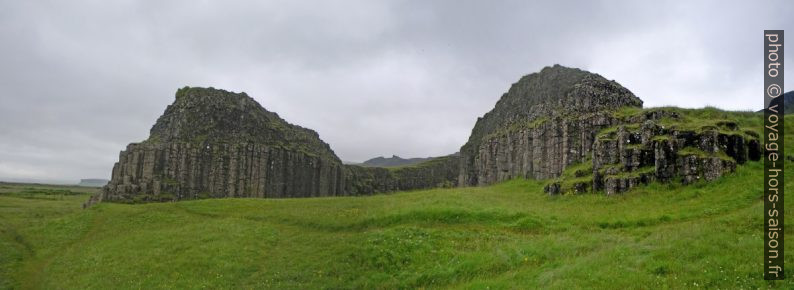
[
  {"x1": 86, "y1": 87, "x2": 460, "y2": 206},
  {"x1": 546, "y1": 115, "x2": 760, "y2": 195},
  {"x1": 90, "y1": 87, "x2": 349, "y2": 205},
  {"x1": 87, "y1": 65, "x2": 765, "y2": 205},
  {"x1": 459, "y1": 65, "x2": 642, "y2": 186},
  {"x1": 454, "y1": 64, "x2": 761, "y2": 196}
]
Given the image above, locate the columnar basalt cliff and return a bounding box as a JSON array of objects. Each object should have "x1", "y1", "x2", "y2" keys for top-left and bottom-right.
[
  {"x1": 544, "y1": 110, "x2": 761, "y2": 195},
  {"x1": 89, "y1": 65, "x2": 764, "y2": 205},
  {"x1": 88, "y1": 87, "x2": 460, "y2": 205},
  {"x1": 91, "y1": 87, "x2": 348, "y2": 204},
  {"x1": 458, "y1": 65, "x2": 761, "y2": 194},
  {"x1": 458, "y1": 65, "x2": 643, "y2": 186}
]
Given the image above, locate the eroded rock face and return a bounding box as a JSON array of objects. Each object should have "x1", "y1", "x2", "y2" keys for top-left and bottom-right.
[
  {"x1": 90, "y1": 87, "x2": 348, "y2": 204},
  {"x1": 459, "y1": 65, "x2": 762, "y2": 195},
  {"x1": 101, "y1": 142, "x2": 347, "y2": 202},
  {"x1": 546, "y1": 113, "x2": 761, "y2": 195},
  {"x1": 88, "y1": 87, "x2": 460, "y2": 205},
  {"x1": 459, "y1": 65, "x2": 642, "y2": 186},
  {"x1": 88, "y1": 65, "x2": 765, "y2": 205}
]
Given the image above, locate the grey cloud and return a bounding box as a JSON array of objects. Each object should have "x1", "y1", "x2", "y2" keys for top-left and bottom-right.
[{"x1": 0, "y1": 0, "x2": 791, "y2": 182}]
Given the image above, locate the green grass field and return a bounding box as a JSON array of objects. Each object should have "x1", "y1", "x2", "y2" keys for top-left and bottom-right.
[{"x1": 1, "y1": 113, "x2": 792, "y2": 289}]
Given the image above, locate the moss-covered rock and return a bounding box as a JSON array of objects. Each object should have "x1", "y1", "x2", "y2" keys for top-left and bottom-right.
[
  {"x1": 547, "y1": 110, "x2": 761, "y2": 195},
  {"x1": 459, "y1": 65, "x2": 642, "y2": 187}
]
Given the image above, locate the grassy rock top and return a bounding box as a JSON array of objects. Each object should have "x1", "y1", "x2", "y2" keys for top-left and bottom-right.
[
  {"x1": 146, "y1": 86, "x2": 340, "y2": 161},
  {"x1": 545, "y1": 107, "x2": 763, "y2": 195}
]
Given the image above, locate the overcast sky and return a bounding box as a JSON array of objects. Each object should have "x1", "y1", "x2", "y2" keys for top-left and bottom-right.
[{"x1": 0, "y1": 0, "x2": 791, "y2": 183}]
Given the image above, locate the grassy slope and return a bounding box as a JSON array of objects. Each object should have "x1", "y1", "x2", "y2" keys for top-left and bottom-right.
[{"x1": 1, "y1": 113, "x2": 792, "y2": 289}]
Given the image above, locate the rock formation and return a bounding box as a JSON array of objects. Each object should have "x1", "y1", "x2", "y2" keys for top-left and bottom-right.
[
  {"x1": 92, "y1": 87, "x2": 348, "y2": 204},
  {"x1": 88, "y1": 87, "x2": 459, "y2": 205},
  {"x1": 545, "y1": 112, "x2": 761, "y2": 195},
  {"x1": 458, "y1": 65, "x2": 642, "y2": 186},
  {"x1": 458, "y1": 65, "x2": 761, "y2": 195},
  {"x1": 88, "y1": 65, "x2": 765, "y2": 205}
]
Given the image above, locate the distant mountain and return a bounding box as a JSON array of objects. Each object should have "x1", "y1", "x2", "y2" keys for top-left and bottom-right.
[
  {"x1": 78, "y1": 179, "x2": 108, "y2": 187},
  {"x1": 361, "y1": 155, "x2": 435, "y2": 167},
  {"x1": 759, "y1": 91, "x2": 793, "y2": 114},
  {"x1": 0, "y1": 178, "x2": 74, "y2": 185}
]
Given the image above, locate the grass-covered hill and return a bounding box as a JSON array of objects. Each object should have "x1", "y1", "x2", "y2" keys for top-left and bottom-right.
[{"x1": 1, "y1": 111, "x2": 792, "y2": 289}]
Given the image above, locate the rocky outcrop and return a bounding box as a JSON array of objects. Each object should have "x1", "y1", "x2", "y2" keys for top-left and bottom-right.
[
  {"x1": 459, "y1": 65, "x2": 642, "y2": 186},
  {"x1": 92, "y1": 87, "x2": 348, "y2": 204},
  {"x1": 89, "y1": 65, "x2": 766, "y2": 205},
  {"x1": 88, "y1": 87, "x2": 460, "y2": 205},
  {"x1": 101, "y1": 142, "x2": 347, "y2": 202},
  {"x1": 545, "y1": 111, "x2": 762, "y2": 195},
  {"x1": 460, "y1": 65, "x2": 762, "y2": 195}
]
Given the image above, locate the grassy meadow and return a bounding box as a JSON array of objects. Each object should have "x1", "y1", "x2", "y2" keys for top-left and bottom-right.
[{"x1": 0, "y1": 112, "x2": 792, "y2": 289}]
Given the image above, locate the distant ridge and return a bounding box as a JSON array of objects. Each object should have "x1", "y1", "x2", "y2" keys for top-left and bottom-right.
[
  {"x1": 759, "y1": 90, "x2": 792, "y2": 114},
  {"x1": 360, "y1": 155, "x2": 435, "y2": 167},
  {"x1": 78, "y1": 179, "x2": 108, "y2": 187}
]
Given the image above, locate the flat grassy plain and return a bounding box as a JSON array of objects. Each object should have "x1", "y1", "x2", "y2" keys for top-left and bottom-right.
[{"x1": 1, "y1": 113, "x2": 792, "y2": 289}]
